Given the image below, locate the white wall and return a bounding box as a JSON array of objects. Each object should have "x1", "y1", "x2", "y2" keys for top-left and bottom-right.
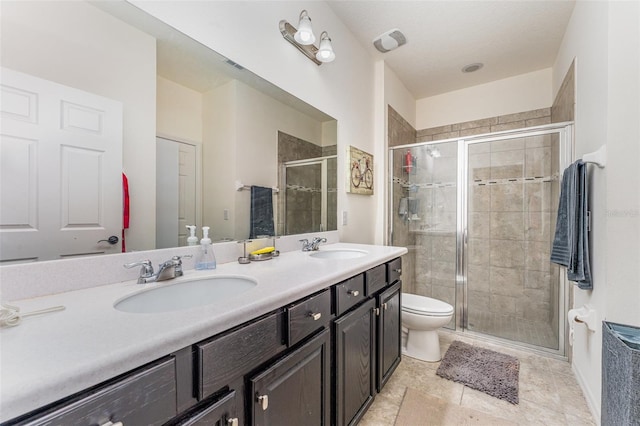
[
  {"x1": 416, "y1": 68, "x2": 552, "y2": 129},
  {"x1": 203, "y1": 81, "x2": 238, "y2": 241},
  {"x1": 157, "y1": 76, "x2": 203, "y2": 144},
  {"x1": 1, "y1": 1, "x2": 157, "y2": 250},
  {"x1": 131, "y1": 0, "x2": 378, "y2": 244},
  {"x1": 553, "y1": 0, "x2": 640, "y2": 420}
]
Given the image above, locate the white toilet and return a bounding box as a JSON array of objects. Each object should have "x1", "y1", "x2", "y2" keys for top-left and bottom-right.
[{"x1": 401, "y1": 293, "x2": 454, "y2": 362}]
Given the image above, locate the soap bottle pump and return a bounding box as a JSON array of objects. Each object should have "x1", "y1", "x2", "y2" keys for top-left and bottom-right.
[
  {"x1": 186, "y1": 225, "x2": 198, "y2": 246},
  {"x1": 195, "y1": 226, "x2": 216, "y2": 270}
]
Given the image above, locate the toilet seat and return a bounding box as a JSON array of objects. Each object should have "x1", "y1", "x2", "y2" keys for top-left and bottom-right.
[{"x1": 402, "y1": 293, "x2": 454, "y2": 317}]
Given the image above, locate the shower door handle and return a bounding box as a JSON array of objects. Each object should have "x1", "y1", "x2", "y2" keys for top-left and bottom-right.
[{"x1": 463, "y1": 228, "x2": 468, "y2": 245}]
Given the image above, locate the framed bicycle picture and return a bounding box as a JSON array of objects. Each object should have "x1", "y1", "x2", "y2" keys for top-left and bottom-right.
[{"x1": 347, "y1": 145, "x2": 374, "y2": 195}]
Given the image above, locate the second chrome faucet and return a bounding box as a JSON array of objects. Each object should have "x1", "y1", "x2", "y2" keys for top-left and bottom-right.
[{"x1": 300, "y1": 237, "x2": 327, "y2": 251}]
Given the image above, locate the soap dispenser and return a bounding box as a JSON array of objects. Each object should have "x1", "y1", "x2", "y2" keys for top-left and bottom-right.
[
  {"x1": 186, "y1": 225, "x2": 198, "y2": 246},
  {"x1": 195, "y1": 226, "x2": 216, "y2": 270}
]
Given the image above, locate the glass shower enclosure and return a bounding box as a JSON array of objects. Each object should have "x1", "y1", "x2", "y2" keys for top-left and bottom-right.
[{"x1": 389, "y1": 123, "x2": 572, "y2": 355}]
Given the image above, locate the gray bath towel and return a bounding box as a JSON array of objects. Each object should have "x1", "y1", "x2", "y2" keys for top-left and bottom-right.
[
  {"x1": 551, "y1": 160, "x2": 592, "y2": 289},
  {"x1": 250, "y1": 186, "x2": 274, "y2": 239}
]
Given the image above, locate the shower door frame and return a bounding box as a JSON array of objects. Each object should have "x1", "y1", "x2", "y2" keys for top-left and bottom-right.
[{"x1": 389, "y1": 122, "x2": 573, "y2": 357}]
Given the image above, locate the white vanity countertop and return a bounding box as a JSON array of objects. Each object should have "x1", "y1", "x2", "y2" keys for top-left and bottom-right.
[{"x1": 0, "y1": 242, "x2": 406, "y2": 422}]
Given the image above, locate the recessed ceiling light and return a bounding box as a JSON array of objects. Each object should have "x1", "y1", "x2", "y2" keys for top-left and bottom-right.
[{"x1": 462, "y1": 63, "x2": 483, "y2": 73}]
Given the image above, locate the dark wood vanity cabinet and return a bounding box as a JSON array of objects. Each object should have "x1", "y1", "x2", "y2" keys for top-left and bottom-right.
[
  {"x1": 333, "y1": 258, "x2": 402, "y2": 426},
  {"x1": 5, "y1": 258, "x2": 402, "y2": 426}
]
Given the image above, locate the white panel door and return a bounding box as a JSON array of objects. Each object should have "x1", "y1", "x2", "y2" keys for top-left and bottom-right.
[
  {"x1": 0, "y1": 68, "x2": 123, "y2": 262},
  {"x1": 155, "y1": 137, "x2": 196, "y2": 248}
]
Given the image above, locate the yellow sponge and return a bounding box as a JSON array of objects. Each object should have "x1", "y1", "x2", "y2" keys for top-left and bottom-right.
[{"x1": 250, "y1": 246, "x2": 275, "y2": 255}]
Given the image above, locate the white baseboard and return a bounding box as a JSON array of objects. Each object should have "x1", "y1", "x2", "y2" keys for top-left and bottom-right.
[{"x1": 572, "y1": 363, "x2": 601, "y2": 425}]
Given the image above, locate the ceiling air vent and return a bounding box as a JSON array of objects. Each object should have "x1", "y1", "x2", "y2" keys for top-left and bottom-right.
[
  {"x1": 224, "y1": 59, "x2": 244, "y2": 71},
  {"x1": 373, "y1": 29, "x2": 407, "y2": 53}
]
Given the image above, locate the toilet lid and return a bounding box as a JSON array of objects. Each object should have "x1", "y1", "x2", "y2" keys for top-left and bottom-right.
[{"x1": 402, "y1": 293, "x2": 454, "y2": 315}]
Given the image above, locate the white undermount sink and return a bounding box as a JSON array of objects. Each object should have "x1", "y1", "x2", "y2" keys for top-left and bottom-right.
[
  {"x1": 309, "y1": 249, "x2": 368, "y2": 260},
  {"x1": 114, "y1": 276, "x2": 257, "y2": 314}
]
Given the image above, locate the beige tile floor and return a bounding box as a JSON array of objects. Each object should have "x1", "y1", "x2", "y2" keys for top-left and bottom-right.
[{"x1": 360, "y1": 331, "x2": 596, "y2": 426}]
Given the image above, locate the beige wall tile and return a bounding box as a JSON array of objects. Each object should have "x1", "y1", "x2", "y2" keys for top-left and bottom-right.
[
  {"x1": 469, "y1": 212, "x2": 490, "y2": 238},
  {"x1": 491, "y1": 184, "x2": 525, "y2": 211},
  {"x1": 525, "y1": 146, "x2": 552, "y2": 177},
  {"x1": 491, "y1": 212, "x2": 525, "y2": 240},
  {"x1": 469, "y1": 153, "x2": 491, "y2": 180},
  {"x1": 460, "y1": 126, "x2": 491, "y2": 137},
  {"x1": 498, "y1": 108, "x2": 551, "y2": 124},
  {"x1": 469, "y1": 185, "x2": 491, "y2": 211},
  {"x1": 491, "y1": 150, "x2": 525, "y2": 179},
  {"x1": 525, "y1": 182, "x2": 552, "y2": 212},
  {"x1": 525, "y1": 240, "x2": 552, "y2": 272},
  {"x1": 469, "y1": 141, "x2": 491, "y2": 155},
  {"x1": 525, "y1": 211, "x2": 552, "y2": 241},
  {"x1": 525, "y1": 134, "x2": 552, "y2": 148},
  {"x1": 490, "y1": 240, "x2": 525, "y2": 268},
  {"x1": 490, "y1": 266, "x2": 525, "y2": 297},
  {"x1": 468, "y1": 238, "x2": 490, "y2": 265},
  {"x1": 490, "y1": 294, "x2": 517, "y2": 313},
  {"x1": 490, "y1": 138, "x2": 525, "y2": 152},
  {"x1": 468, "y1": 264, "x2": 490, "y2": 292},
  {"x1": 431, "y1": 234, "x2": 456, "y2": 262},
  {"x1": 492, "y1": 121, "x2": 526, "y2": 132}
]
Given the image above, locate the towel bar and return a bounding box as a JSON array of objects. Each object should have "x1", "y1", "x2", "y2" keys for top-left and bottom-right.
[{"x1": 581, "y1": 145, "x2": 606, "y2": 168}]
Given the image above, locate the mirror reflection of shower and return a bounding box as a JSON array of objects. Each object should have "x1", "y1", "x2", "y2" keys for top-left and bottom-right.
[{"x1": 279, "y1": 155, "x2": 337, "y2": 235}]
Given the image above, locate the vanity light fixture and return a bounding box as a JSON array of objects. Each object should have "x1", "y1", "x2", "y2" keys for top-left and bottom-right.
[{"x1": 280, "y1": 10, "x2": 335, "y2": 65}]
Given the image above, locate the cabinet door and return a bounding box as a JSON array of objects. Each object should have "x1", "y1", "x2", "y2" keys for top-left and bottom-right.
[
  {"x1": 334, "y1": 298, "x2": 376, "y2": 426},
  {"x1": 377, "y1": 281, "x2": 402, "y2": 392},
  {"x1": 170, "y1": 390, "x2": 238, "y2": 426},
  {"x1": 250, "y1": 329, "x2": 330, "y2": 426}
]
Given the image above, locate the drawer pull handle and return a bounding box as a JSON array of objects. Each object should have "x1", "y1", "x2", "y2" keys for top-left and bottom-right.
[
  {"x1": 101, "y1": 422, "x2": 123, "y2": 426},
  {"x1": 228, "y1": 418, "x2": 239, "y2": 426},
  {"x1": 258, "y1": 394, "x2": 269, "y2": 410},
  {"x1": 348, "y1": 290, "x2": 360, "y2": 297},
  {"x1": 383, "y1": 302, "x2": 388, "y2": 310},
  {"x1": 309, "y1": 312, "x2": 322, "y2": 321},
  {"x1": 394, "y1": 268, "x2": 402, "y2": 274}
]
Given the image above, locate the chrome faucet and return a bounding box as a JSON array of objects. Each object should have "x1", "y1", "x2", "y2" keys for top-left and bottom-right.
[
  {"x1": 299, "y1": 237, "x2": 327, "y2": 251},
  {"x1": 124, "y1": 255, "x2": 191, "y2": 284}
]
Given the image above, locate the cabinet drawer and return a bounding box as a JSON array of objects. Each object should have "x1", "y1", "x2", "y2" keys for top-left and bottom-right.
[
  {"x1": 365, "y1": 264, "x2": 387, "y2": 296},
  {"x1": 287, "y1": 289, "x2": 331, "y2": 346},
  {"x1": 197, "y1": 311, "x2": 286, "y2": 400},
  {"x1": 16, "y1": 357, "x2": 177, "y2": 426},
  {"x1": 334, "y1": 274, "x2": 365, "y2": 316},
  {"x1": 386, "y1": 258, "x2": 402, "y2": 284}
]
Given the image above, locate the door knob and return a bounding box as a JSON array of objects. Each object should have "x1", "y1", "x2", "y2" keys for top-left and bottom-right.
[{"x1": 98, "y1": 236, "x2": 119, "y2": 245}]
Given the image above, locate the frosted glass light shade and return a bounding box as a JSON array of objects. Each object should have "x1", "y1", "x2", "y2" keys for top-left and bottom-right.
[
  {"x1": 294, "y1": 11, "x2": 315, "y2": 45},
  {"x1": 316, "y1": 32, "x2": 335, "y2": 63}
]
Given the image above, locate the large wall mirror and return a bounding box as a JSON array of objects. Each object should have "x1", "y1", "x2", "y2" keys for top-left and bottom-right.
[{"x1": 0, "y1": 1, "x2": 337, "y2": 263}]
